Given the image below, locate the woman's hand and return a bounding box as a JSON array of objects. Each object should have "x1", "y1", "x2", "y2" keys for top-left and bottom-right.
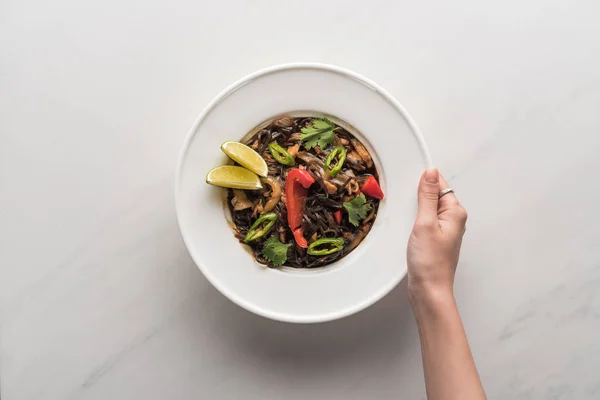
[
  {"x1": 407, "y1": 169, "x2": 486, "y2": 400},
  {"x1": 407, "y1": 168, "x2": 468, "y2": 300}
]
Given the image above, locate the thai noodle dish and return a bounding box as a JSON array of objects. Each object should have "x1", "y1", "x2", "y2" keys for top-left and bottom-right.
[{"x1": 205, "y1": 116, "x2": 384, "y2": 268}]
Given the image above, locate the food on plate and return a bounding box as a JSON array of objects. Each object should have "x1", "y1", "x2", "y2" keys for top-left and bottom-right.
[
  {"x1": 207, "y1": 116, "x2": 383, "y2": 268},
  {"x1": 220, "y1": 141, "x2": 268, "y2": 177},
  {"x1": 205, "y1": 165, "x2": 263, "y2": 190}
]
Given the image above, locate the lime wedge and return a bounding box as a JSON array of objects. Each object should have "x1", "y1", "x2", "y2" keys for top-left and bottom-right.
[
  {"x1": 221, "y1": 141, "x2": 268, "y2": 177},
  {"x1": 206, "y1": 166, "x2": 263, "y2": 190}
]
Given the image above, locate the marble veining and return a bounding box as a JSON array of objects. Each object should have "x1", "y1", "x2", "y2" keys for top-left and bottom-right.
[{"x1": 2, "y1": 0, "x2": 600, "y2": 399}]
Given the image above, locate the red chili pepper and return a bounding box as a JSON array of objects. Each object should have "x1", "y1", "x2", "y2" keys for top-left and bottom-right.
[
  {"x1": 333, "y1": 210, "x2": 343, "y2": 225},
  {"x1": 361, "y1": 176, "x2": 384, "y2": 199},
  {"x1": 292, "y1": 228, "x2": 308, "y2": 248},
  {"x1": 285, "y1": 169, "x2": 315, "y2": 248}
]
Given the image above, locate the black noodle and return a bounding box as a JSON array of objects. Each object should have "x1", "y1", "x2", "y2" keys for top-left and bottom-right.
[{"x1": 227, "y1": 116, "x2": 380, "y2": 268}]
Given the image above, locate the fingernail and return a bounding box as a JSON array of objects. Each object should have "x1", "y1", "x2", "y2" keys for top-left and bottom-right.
[{"x1": 424, "y1": 168, "x2": 439, "y2": 184}]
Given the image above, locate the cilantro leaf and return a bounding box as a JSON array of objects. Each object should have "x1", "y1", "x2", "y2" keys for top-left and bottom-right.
[
  {"x1": 300, "y1": 118, "x2": 336, "y2": 149},
  {"x1": 262, "y1": 235, "x2": 292, "y2": 267},
  {"x1": 343, "y1": 193, "x2": 372, "y2": 227},
  {"x1": 311, "y1": 119, "x2": 335, "y2": 130}
]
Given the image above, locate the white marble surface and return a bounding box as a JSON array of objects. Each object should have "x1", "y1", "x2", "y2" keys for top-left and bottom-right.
[{"x1": 2, "y1": 0, "x2": 600, "y2": 398}]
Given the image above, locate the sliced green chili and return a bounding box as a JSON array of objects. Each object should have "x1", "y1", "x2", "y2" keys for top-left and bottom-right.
[
  {"x1": 268, "y1": 142, "x2": 295, "y2": 166},
  {"x1": 244, "y1": 212, "x2": 277, "y2": 242},
  {"x1": 324, "y1": 146, "x2": 347, "y2": 177},
  {"x1": 307, "y1": 237, "x2": 345, "y2": 256}
]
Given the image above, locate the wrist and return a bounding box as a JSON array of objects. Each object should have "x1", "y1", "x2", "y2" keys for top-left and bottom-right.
[{"x1": 408, "y1": 283, "x2": 455, "y2": 317}]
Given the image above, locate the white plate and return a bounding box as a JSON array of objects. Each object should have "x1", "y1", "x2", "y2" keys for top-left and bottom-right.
[{"x1": 175, "y1": 63, "x2": 431, "y2": 323}]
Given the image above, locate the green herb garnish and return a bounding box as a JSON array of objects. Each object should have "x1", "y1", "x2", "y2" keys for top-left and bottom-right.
[
  {"x1": 262, "y1": 235, "x2": 292, "y2": 267},
  {"x1": 343, "y1": 193, "x2": 372, "y2": 227},
  {"x1": 300, "y1": 119, "x2": 336, "y2": 149}
]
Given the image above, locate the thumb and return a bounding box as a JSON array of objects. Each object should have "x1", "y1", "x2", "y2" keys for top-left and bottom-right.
[{"x1": 417, "y1": 168, "x2": 440, "y2": 225}]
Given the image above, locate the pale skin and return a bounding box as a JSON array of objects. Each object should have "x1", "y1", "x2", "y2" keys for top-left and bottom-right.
[{"x1": 407, "y1": 168, "x2": 487, "y2": 400}]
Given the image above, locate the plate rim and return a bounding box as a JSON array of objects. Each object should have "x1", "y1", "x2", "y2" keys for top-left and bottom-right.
[{"x1": 175, "y1": 62, "x2": 432, "y2": 323}]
